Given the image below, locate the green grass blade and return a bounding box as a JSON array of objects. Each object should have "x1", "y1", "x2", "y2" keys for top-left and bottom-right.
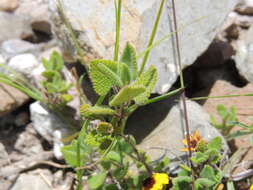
[
  {"x1": 143, "y1": 87, "x2": 183, "y2": 105},
  {"x1": 0, "y1": 75, "x2": 42, "y2": 101},
  {"x1": 114, "y1": 0, "x2": 122, "y2": 62},
  {"x1": 138, "y1": 0, "x2": 166, "y2": 75},
  {"x1": 191, "y1": 93, "x2": 253, "y2": 101}
]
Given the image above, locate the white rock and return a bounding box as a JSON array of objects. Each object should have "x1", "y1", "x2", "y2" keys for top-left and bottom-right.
[
  {"x1": 49, "y1": 0, "x2": 237, "y2": 94},
  {"x1": 30, "y1": 102, "x2": 77, "y2": 158},
  {"x1": 8, "y1": 54, "x2": 39, "y2": 76},
  {"x1": 0, "y1": 39, "x2": 38, "y2": 60}
]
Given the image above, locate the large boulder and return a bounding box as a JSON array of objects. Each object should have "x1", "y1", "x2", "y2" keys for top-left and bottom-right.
[
  {"x1": 49, "y1": 0, "x2": 236, "y2": 94},
  {"x1": 126, "y1": 98, "x2": 227, "y2": 163},
  {"x1": 233, "y1": 25, "x2": 253, "y2": 83},
  {"x1": 0, "y1": 12, "x2": 32, "y2": 43}
]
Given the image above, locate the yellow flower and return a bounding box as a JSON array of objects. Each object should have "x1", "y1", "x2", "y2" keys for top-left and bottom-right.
[
  {"x1": 142, "y1": 173, "x2": 169, "y2": 190},
  {"x1": 250, "y1": 185, "x2": 253, "y2": 190},
  {"x1": 181, "y1": 130, "x2": 205, "y2": 152}
]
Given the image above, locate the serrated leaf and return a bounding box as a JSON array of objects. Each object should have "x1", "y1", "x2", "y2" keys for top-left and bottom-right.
[
  {"x1": 42, "y1": 58, "x2": 52, "y2": 70},
  {"x1": 88, "y1": 171, "x2": 107, "y2": 189},
  {"x1": 120, "y1": 42, "x2": 137, "y2": 81},
  {"x1": 134, "y1": 65, "x2": 157, "y2": 104},
  {"x1": 80, "y1": 105, "x2": 116, "y2": 118},
  {"x1": 200, "y1": 165, "x2": 216, "y2": 180},
  {"x1": 106, "y1": 151, "x2": 121, "y2": 163},
  {"x1": 172, "y1": 176, "x2": 192, "y2": 190},
  {"x1": 42, "y1": 70, "x2": 58, "y2": 80},
  {"x1": 217, "y1": 104, "x2": 227, "y2": 120},
  {"x1": 112, "y1": 164, "x2": 129, "y2": 180},
  {"x1": 208, "y1": 136, "x2": 222, "y2": 150},
  {"x1": 118, "y1": 62, "x2": 131, "y2": 85},
  {"x1": 61, "y1": 139, "x2": 91, "y2": 167},
  {"x1": 195, "y1": 178, "x2": 215, "y2": 189},
  {"x1": 109, "y1": 85, "x2": 146, "y2": 107},
  {"x1": 118, "y1": 138, "x2": 134, "y2": 154},
  {"x1": 50, "y1": 51, "x2": 64, "y2": 71},
  {"x1": 191, "y1": 152, "x2": 209, "y2": 164},
  {"x1": 89, "y1": 60, "x2": 123, "y2": 95}
]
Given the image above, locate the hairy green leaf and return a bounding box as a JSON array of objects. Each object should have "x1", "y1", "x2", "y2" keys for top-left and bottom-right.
[
  {"x1": 109, "y1": 85, "x2": 146, "y2": 107},
  {"x1": 195, "y1": 178, "x2": 215, "y2": 189},
  {"x1": 134, "y1": 65, "x2": 157, "y2": 104},
  {"x1": 106, "y1": 151, "x2": 121, "y2": 163},
  {"x1": 172, "y1": 176, "x2": 192, "y2": 190},
  {"x1": 88, "y1": 171, "x2": 107, "y2": 189},
  {"x1": 117, "y1": 62, "x2": 131, "y2": 85},
  {"x1": 80, "y1": 105, "x2": 116, "y2": 118},
  {"x1": 61, "y1": 139, "x2": 91, "y2": 167},
  {"x1": 208, "y1": 136, "x2": 222, "y2": 150},
  {"x1": 42, "y1": 51, "x2": 63, "y2": 71},
  {"x1": 120, "y1": 42, "x2": 137, "y2": 81},
  {"x1": 89, "y1": 60, "x2": 123, "y2": 95},
  {"x1": 200, "y1": 165, "x2": 216, "y2": 180}
]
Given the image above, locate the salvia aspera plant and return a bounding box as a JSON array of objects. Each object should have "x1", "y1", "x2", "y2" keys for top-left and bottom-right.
[{"x1": 0, "y1": 0, "x2": 252, "y2": 189}]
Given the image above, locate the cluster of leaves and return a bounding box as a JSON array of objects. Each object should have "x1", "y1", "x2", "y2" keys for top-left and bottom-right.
[
  {"x1": 41, "y1": 51, "x2": 73, "y2": 106},
  {"x1": 210, "y1": 104, "x2": 238, "y2": 136},
  {"x1": 61, "y1": 40, "x2": 163, "y2": 189},
  {"x1": 173, "y1": 137, "x2": 224, "y2": 190},
  {"x1": 211, "y1": 104, "x2": 253, "y2": 146}
]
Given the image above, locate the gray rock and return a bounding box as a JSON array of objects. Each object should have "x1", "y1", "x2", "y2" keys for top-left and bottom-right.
[
  {"x1": 15, "y1": 0, "x2": 51, "y2": 34},
  {"x1": 0, "y1": 0, "x2": 19, "y2": 12},
  {"x1": 127, "y1": 99, "x2": 227, "y2": 162},
  {"x1": 0, "y1": 12, "x2": 32, "y2": 43},
  {"x1": 233, "y1": 26, "x2": 253, "y2": 83},
  {"x1": 10, "y1": 171, "x2": 52, "y2": 190},
  {"x1": 0, "y1": 39, "x2": 39, "y2": 60},
  {"x1": 49, "y1": 0, "x2": 236, "y2": 94},
  {"x1": 0, "y1": 142, "x2": 9, "y2": 167}
]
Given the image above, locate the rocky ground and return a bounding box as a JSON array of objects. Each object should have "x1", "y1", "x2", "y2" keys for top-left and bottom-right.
[{"x1": 0, "y1": 0, "x2": 253, "y2": 189}]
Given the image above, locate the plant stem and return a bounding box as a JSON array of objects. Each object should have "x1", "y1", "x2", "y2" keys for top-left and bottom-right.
[
  {"x1": 121, "y1": 135, "x2": 153, "y2": 175},
  {"x1": 114, "y1": 0, "x2": 122, "y2": 62},
  {"x1": 76, "y1": 120, "x2": 90, "y2": 190},
  {"x1": 138, "y1": 0, "x2": 166, "y2": 75},
  {"x1": 171, "y1": 0, "x2": 195, "y2": 188},
  {"x1": 76, "y1": 141, "x2": 83, "y2": 190}
]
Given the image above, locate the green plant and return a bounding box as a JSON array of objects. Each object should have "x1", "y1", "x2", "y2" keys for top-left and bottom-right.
[
  {"x1": 41, "y1": 51, "x2": 73, "y2": 106},
  {"x1": 1, "y1": 0, "x2": 252, "y2": 189},
  {"x1": 210, "y1": 104, "x2": 238, "y2": 136},
  {"x1": 226, "y1": 121, "x2": 253, "y2": 146},
  {"x1": 173, "y1": 132, "x2": 225, "y2": 190}
]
